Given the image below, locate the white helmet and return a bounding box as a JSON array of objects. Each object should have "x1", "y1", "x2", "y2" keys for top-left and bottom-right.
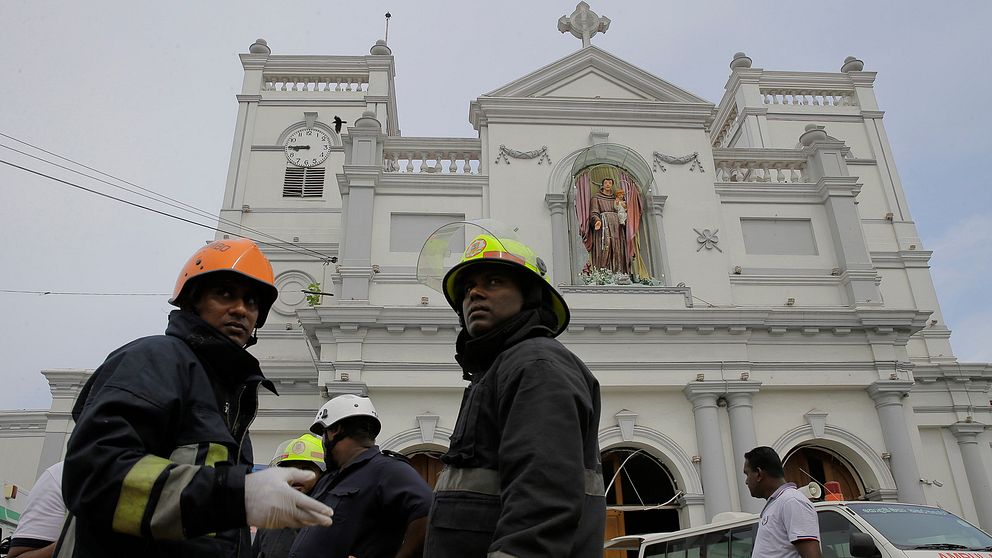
[{"x1": 310, "y1": 395, "x2": 381, "y2": 437}]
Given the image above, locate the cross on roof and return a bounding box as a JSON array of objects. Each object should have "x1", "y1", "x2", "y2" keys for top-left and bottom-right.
[{"x1": 558, "y1": 2, "x2": 611, "y2": 48}]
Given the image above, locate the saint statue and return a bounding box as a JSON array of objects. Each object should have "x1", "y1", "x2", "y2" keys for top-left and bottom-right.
[
  {"x1": 574, "y1": 165, "x2": 652, "y2": 281},
  {"x1": 588, "y1": 178, "x2": 629, "y2": 274}
]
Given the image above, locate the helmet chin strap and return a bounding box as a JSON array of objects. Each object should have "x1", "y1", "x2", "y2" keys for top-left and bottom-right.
[{"x1": 244, "y1": 329, "x2": 259, "y2": 348}]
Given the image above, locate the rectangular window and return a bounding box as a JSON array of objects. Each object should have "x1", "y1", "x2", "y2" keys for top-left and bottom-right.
[
  {"x1": 283, "y1": 167, "x2": 325, "y2": 198},
  {"x1": 741, "y1": 218, "x2": 818, "y2": 255},
  {"x1": 389, "y1": 213, "x2": 465, "y2": 253}
]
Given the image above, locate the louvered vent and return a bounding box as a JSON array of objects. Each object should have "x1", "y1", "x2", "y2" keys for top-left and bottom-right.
[{"x1": 283, "y1": 167, "x2": 325, "y2": 198}]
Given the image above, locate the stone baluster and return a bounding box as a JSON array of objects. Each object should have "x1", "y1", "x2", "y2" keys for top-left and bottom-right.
[{"x1": 405, "y1": 155, "x2": 414, "y2": 173}]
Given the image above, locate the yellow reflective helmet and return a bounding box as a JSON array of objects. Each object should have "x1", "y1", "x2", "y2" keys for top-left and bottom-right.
[
  {"x1": 269, "y1": 433, "x2": 326, "y2": 471},
  {"x1": 417, "y1": 220, "x2": 570, "y2": 336}
]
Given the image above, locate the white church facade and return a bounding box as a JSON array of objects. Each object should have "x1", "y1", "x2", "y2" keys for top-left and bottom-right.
[{"x1": 3, "y1": 3, "x2": 991, "y2": 543}]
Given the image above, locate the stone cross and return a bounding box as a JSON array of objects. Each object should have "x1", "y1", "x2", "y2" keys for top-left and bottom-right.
[{"x1": 558, "y1": 2, "x2": 610, "y2": 48}]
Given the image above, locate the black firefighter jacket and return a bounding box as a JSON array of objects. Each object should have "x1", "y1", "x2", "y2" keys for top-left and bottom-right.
[
  {"x1": 424, "y1": 309, "x2": 606, "y2": 558},
  {"x1": 58, "y1": 310, "x2": 276, "y2": 558}
]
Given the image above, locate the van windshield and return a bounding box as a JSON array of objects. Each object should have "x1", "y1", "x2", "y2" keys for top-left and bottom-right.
[{"x1": 848, "y1": 504, "x2": 992, "y2": 550}]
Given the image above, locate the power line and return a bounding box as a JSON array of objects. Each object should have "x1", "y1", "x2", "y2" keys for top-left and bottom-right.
[
  {"x1": 0, "y1": 157, "x2": 328, "y2": 262},
  {"x1": 0, "y1": 133, "x2": 337, "y2": 262},
  {"x1": 0, "y1": 289, "x2": 169, "y2": 296}
]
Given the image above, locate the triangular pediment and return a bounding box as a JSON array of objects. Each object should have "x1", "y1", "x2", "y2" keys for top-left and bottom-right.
[{"x1": 485, "y1": 46, "x2": 710, "y2": 104}]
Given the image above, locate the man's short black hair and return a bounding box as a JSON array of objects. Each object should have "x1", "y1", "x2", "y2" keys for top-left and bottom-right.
[{"x1": 744, "y1": 446, "x2": 785, "y2": 478}]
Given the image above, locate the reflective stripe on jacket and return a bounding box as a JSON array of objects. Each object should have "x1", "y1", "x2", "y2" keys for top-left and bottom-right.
[{"x1": 59, "y1": 310, "x2": 275, "y2": 558}]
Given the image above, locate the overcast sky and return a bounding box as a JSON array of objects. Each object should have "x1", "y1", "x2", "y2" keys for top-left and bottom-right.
[{"x1": 1, "y1": 1, "x2": 989, "y2": 410}]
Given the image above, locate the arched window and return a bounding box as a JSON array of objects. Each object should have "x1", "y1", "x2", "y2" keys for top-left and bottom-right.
[{"x1": 601, "y1": 448, "x2": 681, "y2": 544}]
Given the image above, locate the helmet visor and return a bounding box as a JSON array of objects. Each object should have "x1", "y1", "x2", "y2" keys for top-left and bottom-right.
[{"x1": 416, "y1": 219, "x2": 522, "y2": 293}]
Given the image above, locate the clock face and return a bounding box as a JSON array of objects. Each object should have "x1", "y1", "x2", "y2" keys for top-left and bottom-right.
[{"x1": 285, "y1": 128, "x2": 331, "y2": 167}]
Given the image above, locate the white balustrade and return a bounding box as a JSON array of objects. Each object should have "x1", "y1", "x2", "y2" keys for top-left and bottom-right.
[
  {"x1": 382, "y1": 150, "x2": 482, "y2": 175},
  {"x1": 761, "y1": 89, "x2": 856, "y2": 107},
  {"x1": 262, "y1": 75, "x2": 370, "y2": 92},
  {"x1": 714, "y1": 159, "x2": 808, "y2": 183}
]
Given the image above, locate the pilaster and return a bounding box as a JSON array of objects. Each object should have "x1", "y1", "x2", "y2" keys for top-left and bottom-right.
[
  {"x1": 545, "y1": 193, "x2": 570, "y2": 285},
  {"x1": 645, "y1": 193, "x2": 669, "y2": 284},
  {"x1": 338, "y1": 111, "x2": 386, "y2": 301},
  {"x1": 803, "y1": 128, "x2": 881, "y2": 306}
]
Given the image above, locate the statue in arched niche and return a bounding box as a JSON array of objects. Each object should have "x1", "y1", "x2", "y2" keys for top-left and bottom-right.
[{"x1": 575, "y1": 164, "x2": 653, "y2": 283}]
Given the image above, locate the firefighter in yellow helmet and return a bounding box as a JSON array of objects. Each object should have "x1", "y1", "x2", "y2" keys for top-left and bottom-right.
[
  {"x1": 417, "y1": 221, "x2": 605, "y2": 558},
  {"x1": 59, "y1": 239, "x2": 333, "y2": 558},
  {"x1": 251, "y1": 434, "x2": 328, "y2": 558}
]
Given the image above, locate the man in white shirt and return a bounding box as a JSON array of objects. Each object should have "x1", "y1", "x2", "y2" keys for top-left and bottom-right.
[
  {"x1": 744, "y1": 446, "x2": 822, "y2": 558},
  {"x1": 8, "y1": 462, "x2": 65, "y2": 558}
]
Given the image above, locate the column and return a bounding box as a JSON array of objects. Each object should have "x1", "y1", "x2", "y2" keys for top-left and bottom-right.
[
  {"x1": 725, "y1": 381, "x2": 763, "y2": 513},
  {"x1": 545, "y1": 193, "x2": 570, "y2": 285},
  {"x1": 684, "y1": 385, "x2": 733, "y2": 520},
  {"x1": 950, "y1": 423, "x2": 992, "y2": 530},
  {"x1": 867, "y1": 382, "x2": 924, "y2": 504}
]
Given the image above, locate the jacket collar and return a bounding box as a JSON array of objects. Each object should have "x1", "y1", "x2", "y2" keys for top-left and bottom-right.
[
  {"x1": 167, "y1": 310, "x2": 276, "y2": 394},
  {"x1": 454, "y1": 308, "x2": 554, "y2": 380}
]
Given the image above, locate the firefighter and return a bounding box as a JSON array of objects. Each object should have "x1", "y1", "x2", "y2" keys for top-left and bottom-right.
[
  {"x1": 252, "y1": 434, "x2": 327, "y2": 558},
  {"x1": 289, "y1": 395, "x2": 433, "y2": 558},
  {"x1": 59, "y1": 239, "x2": 333, "y2": 558},
  {"x1": 417, "y1": 221, "x2": 606, "y2": 557}
]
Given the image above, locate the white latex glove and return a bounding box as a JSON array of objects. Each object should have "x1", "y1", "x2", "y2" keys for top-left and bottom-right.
[{"x1": 245, "y1": 467, "x2": 334, "y2": 529}]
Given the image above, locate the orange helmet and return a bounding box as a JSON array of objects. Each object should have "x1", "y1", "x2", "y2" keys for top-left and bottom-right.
[{"x1": 169, "y1": 238, "x2": 279, "y2": 327}]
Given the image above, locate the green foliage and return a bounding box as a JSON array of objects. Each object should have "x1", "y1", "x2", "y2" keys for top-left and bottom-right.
[{"x1": 305, "y1": 282, "x2": 322, "y2": 307}]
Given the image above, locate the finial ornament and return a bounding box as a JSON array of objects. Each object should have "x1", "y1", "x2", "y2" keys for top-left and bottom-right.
[
  {"x1": 249, "y1": 38, "x2": 271, "y2": 55},
  {"x1": 841, "y1": 56, "x2": 865, "y2": 73},
  {"x1": 558, "y1": 2, "x2": 610, "y2": 48},
  {"x1": 730, "y1": 52, "x2": 752, "y2": 70}
]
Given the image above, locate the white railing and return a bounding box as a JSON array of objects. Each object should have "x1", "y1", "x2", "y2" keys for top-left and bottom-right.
[
  {"x1": 382, "y1": 139, "x2": 482, "y2": 175},
  {"x1": 713, "y1": 156, "x2": 808, "y2": 183},
  {"x1": 262, "y1": 75, "x2": 370, "y2": 92},
  {"x1": 711, "y1": 105, "x2": 739, "y2": 148},
  {"x1": 761, "y1": 89, "x2": 856, "y2": 107}
]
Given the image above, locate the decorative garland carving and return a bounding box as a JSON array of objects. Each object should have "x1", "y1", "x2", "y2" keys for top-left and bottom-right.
[
  {"x1": 694, "y1": 228, "x2": 722, "y2": 252},
  {"x1": 494, "y1": 145, "x2": 552, "y2": 165},
  {"x1": 653, "y1": 151, "x2": 704, "y2": 173}
]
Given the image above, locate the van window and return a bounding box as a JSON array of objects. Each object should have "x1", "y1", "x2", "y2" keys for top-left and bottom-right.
[
  {"x1": 817, "y1": 510, "x2": 861, "y2": 558},
  {"x1": 704, "y1": 529, "x2": 732, "y2": 558},
  {"x1": 643, "y1": 541, "x2": 667, "y2": 557},
  {"x1": 729, "y1": 524, "x2": 756, "y2": 558},
  {"x1": 671, "y1": 534, "x2": 703, "y2": 557},
  {"x1": 848, "y1": 503, "x2": 992, "y2": 551}
]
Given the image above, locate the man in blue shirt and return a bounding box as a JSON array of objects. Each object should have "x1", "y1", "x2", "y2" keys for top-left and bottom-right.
[{"x1": 289, "y1": 395, "x2": 432, "y2": 558}]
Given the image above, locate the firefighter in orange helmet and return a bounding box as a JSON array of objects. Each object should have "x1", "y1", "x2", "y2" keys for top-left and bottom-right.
[{"x1": 59, "y1": 239, "x2": 333, "y2": 558}]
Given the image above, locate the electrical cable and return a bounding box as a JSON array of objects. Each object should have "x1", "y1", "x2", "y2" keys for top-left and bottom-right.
[
  {"x1": 0, "y1": 134, "x2": 336, "y2": 262},
  {"x1": 0, "y1": 289, "x2": 168, "y2": 296},
  {"x1": 0, "y1": 158, "x2": 326, "y2": 261}
]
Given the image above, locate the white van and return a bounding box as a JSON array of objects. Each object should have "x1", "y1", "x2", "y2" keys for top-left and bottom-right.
[{"x1": 604, "y1": 501, "x2": 992, "y2": 558}]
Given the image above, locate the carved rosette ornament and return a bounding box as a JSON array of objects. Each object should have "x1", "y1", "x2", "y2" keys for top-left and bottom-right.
[
  {"x1": 653, "y1": 151, "x2": 704, "y2": 173},
  {"x1": 694, "y1": 228, "x2": 721, "y2": 252},
  {"x1": 494, "y1": 145, "x2": 552, "y2": 165}
]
